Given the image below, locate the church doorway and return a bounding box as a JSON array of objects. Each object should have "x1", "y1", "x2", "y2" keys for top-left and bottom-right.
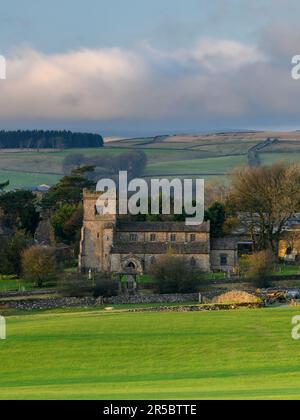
[
  {"x1": 126, "y1": 262, "x2": 136, "y2": 270},
  {"x1": 118, "y1": 260, "x2": 140, "y2": 295}
]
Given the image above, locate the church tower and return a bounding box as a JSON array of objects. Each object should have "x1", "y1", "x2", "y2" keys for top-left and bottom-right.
[{"x1": 79, "y1": 189, "x2": 117, "y2": 273}]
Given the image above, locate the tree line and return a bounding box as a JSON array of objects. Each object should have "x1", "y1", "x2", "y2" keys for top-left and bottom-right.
[
  {"x1": 0, "y1": 130, "x2": 103, "y2": 149},
  {"x1": 62, "y1": 150, "x2": 147, "y2": 180}
]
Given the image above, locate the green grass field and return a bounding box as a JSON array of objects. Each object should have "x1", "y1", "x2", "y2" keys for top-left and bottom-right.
[
  {"x1": 1, "y1": 133, "x2": 300, "y2": 189},
  {"x1": 1, "y1": 307, "x2": 300, "y2": 400},
  {"x1": 0, "y1": 276, "x2": 34, "y2": 292},
  {"x1": 144, "y1": 155, "x2": 247, "y2": 176},
  {"x1": 0, "y1": 170, "x2": 60, "y2": 190},
  {"x1": 260, "y1": 152, "x2": 300, "y2": 166}
]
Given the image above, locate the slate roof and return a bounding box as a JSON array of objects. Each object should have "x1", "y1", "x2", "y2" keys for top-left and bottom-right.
[
  {"x1": 211, "y1": 237, "x2": 253, "y2": 251},
  {"x1": 116, "y1": 221, "x2": 210, "y2": 233},
  {"x1": 211, "y1": 238, "x2": 238, "y2": 251},
  {"x1": 111, "y1": 242, "x2": 209, "y2": 255}
]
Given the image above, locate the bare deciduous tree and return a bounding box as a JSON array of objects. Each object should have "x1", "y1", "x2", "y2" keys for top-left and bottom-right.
[
  {"x1": 205, "y1": 179, "x2": 229, "y2": 208},
  {"x1": 229, "y1": 163, "x2": 300, "y2": 254}
]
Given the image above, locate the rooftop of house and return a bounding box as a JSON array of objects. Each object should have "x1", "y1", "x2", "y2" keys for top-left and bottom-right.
[
  {"x1": 25, "y1": 184, "x2": 51, "y2": 193},
  {"x1": 211, "y1": 237, "x2": 238, "y2": 250},
  {"x1": 116, "y1": 221, "x2": 210, "y2": 233},
  {"x1": 211, "y1": 237, "x2": 254, "y2": 250},
  {"x1": 111, "y1": 242, "x2": 210, "y2": 255}
]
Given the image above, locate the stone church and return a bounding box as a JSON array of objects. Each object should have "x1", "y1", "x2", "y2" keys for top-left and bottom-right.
[{"x1": 79, "y1": 190, "x2": 245, "y2": 274}]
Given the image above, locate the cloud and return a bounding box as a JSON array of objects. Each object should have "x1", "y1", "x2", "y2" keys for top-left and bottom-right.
[
  {"x1": 1, "y1": 47, "x2": 147, "y2": 120},
  {"x1": 142, "y1": 39, "x2": 266, "y2": 73},
  {"x1": 260, "y1": 24, "x2": 300, "y2": 64},
  {"x1": 0, "y1": 34, "x2": 299, "y2": 128},
  {"x1": 188, "y1": 39, "x2": 266, "y2": 72}
]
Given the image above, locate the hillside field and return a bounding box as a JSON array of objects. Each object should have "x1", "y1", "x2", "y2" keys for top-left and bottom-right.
[
  {"x1": 1, "y1": 307, "x2": 300, "y2": 400},
  {"x1": 1, "y1": 131, "x2": 300, "y2": 188}
]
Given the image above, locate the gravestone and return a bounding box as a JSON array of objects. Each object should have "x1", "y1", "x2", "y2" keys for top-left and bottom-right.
[{"x1": 0, "y1": 316, "x2": 6, "y2": 340}]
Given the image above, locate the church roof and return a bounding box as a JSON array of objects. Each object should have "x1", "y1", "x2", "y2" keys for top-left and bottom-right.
[
  {"x1": 116, "y1": 221, "x2": 210, "y2": 233},
  {"x1": 211, "y1": 237, "x2": 238, "y2": 250},
  {"x1": 111, "y1": 242, "x2": 210, "y2": 254}
]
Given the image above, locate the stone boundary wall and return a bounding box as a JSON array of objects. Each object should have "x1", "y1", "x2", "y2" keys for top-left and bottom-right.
[
  {"x1": 128, "y1": 302, "x2": 264, "y2": 312},
  {"x1": 105, "y1": 293, "x2": 199, "y2": 304},
  {"x1": 1, "y1": 288, "x2": 296, "y2": 312},
  {"x1": 0, "y1": 296, "x2": 264, "y2": 312},
  {"x1": 0, "y1": 294, "x2": 200, "y2": 311}
]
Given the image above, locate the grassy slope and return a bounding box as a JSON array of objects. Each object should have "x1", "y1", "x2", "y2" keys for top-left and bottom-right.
[
  {"x1": 0, "y1": 148, "x2": 196, "y2": 189},
  {"x1": 1, "y1": 135, "x2": 300, "y2": 189},
  {"x1": 260, "y1": 152, "x2": 300, "y2": 166},
  {"x1": 1, "y1": 307, "x2": 300, "y2": 400},
  {"x1": 145, "y1": 155, "x2": 246, "y2": 175},
  {"x1": 0, "y1": 170, "x2": 60, "y2": 189}
]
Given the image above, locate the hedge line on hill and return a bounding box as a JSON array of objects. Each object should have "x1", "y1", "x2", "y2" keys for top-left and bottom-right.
[{"x1": 0, "y1": 130, "x2": 103, "y2": 149}]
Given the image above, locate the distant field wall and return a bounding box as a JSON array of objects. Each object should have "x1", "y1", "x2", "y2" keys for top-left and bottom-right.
[{"x1": 1, "y1": 132, "x2": 300, "y2": 189}]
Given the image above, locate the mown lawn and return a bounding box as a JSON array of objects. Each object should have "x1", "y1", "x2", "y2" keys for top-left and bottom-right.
[
  {"x1": 1, "y1": 307, "x2": 300, "y2": 399},
  {"x1": 0, "y1": 276, "x2": 34, "y2": 292}
]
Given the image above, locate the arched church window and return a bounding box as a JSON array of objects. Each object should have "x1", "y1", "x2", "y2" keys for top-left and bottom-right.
[
  {"x1": 191, "y1": 257, "x2": 197, "y2": 267},
  {"x1": 150, "y1": 256, "x2": 156, "y2": 265}
]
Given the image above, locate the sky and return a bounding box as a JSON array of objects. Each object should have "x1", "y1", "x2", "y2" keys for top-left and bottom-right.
[{"x1": 1, "y1": 0, "x2": 300, "y2": 136}]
